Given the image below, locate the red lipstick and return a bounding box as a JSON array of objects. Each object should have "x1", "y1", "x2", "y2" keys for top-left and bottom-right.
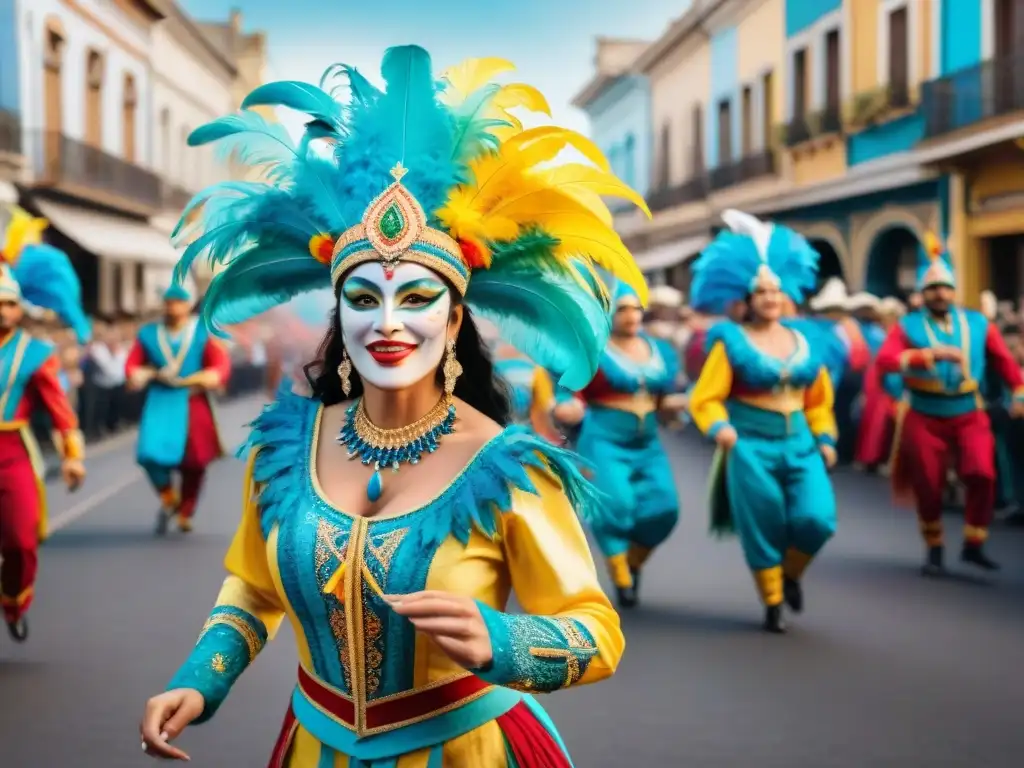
[{"x1": 366, "y1": 340, "x2": 417, "y2": 366}]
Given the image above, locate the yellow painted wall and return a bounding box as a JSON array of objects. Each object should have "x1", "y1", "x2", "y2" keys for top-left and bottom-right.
[
  {"x1": 918, "y1": 0, "x2": 932, "y2": 95},
  {"x1": 849, "y1": 0, "x2": 879, "y2": 94},
  {"x1": 649, "y1": 40, "x2": 711, "y2": 186},
  {"x1": 738, "y1": 0, "x2": 784, "y2": 89},
  {"x1": 790, "y1": 140, "x2": 847, "y2": 186},
  {"x1": 968, "y1": 156, "x2": 1024, "y2": 208}
]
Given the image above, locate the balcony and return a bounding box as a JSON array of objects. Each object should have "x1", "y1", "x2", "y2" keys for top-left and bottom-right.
[
  {"x1": 161, "y1": 182, "x2": 193, "y2": 212},
  {"x1": 708, "y1": 150, "x2": 776, "y2": 191},
  {"x1": 780, "y1": 106, "x2": 843, "y2": 148},
  {"x1": 922, "y1": 51, "x2": 1024, "y2": 139},
  {"x1": 646, "y1": 175, "x2": 707, "y2": 212},
  {"x1": 28, "y1": 130, "x2": 162, "y2": 212},
  {"x1": 0, "y1": 109, "x2": 21, "y2": 156},
  {"x1": 846, "y1": 83, "x2": 912, "y2": 131}
]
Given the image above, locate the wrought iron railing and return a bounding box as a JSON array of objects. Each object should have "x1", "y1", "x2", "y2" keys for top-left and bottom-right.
[
  {"x1": 846, "y1": 83, "x2": 912, "y2": 128},
  {"x1": 27, "y1": 130, "x2": 161, "y2": 208},
  {"x1": 922, "y1": 51, "x2": 1024, "y2": 138},
  {"x1": 0, "y1": 109, "x2": 21, "y2": 155},
  {"x1": 708, "y1": 150, "x2": 776, "y2": 191},
  {"x1": 646, "y1": 175, "x2": 708, "y2": 212},
  {"x1": 779, "y1": 105, "x2": 843, "y2": 148}
]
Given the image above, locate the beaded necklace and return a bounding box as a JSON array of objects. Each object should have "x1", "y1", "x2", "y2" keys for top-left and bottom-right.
[{"x1": 337, "y1": 395, "x2": 457, "y2": 502}]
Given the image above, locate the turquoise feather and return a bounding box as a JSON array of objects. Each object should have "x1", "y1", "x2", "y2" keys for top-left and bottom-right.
[
  {"x1": 446, "y1": 83, "x2": 508, "y2": 164},
  {"x1": 188, "y1": 112, "x2": 297, "y2": 183},
  {"x1": 242, "y1": 80, "x2": 345, "y2": 133},
  {"x1": 11, "y1": 243, "x2": 91, "y2": 343},
  {"x1": 320, "y1": 63, "x2": 381, "y2": 107}
]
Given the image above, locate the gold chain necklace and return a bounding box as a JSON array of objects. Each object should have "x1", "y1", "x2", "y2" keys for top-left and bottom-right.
[{"x1": 337, "y1": 394, "x2": 457, "y2": 502}]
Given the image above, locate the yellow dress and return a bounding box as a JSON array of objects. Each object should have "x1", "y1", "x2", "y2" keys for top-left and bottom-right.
[{"x1": 166, "y1": 388, "x2": 624, "y2": 766}]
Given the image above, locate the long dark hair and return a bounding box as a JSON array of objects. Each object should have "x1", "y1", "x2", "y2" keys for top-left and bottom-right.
[{"x1": 304, "y1": 282, "x2": 512, "y2": 425}]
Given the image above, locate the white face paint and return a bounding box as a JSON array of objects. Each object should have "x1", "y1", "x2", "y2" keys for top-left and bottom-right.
[{"x1": 339, "y1": 261, "x2": 453, "y2": 391}]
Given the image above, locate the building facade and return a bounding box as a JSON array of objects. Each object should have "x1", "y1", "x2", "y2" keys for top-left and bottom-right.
[{"x1": 0, "y1": 0, "x2": 23, "y2": 203}]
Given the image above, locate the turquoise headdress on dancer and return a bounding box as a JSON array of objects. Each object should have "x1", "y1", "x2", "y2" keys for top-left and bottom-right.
[
  {"x1": 917, "y1": 231, "x2": 955, "y2": 291},
  {"x1": 690, "y1": 209, "x2": 819, "y2": 315},
  {"x1": 163, "y1": 284, "x2": 193, "y2": 302},
  {"x1": 169, "y1": 46, "x2": 650, "y2": 389},
  {"x1": 0, "y1": 204, "x2": 91, "y2": 343}
]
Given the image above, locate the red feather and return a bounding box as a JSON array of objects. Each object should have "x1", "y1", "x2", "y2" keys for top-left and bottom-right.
[{"x1": 458, "y1": 238, "x2": 487, "y2": 270}]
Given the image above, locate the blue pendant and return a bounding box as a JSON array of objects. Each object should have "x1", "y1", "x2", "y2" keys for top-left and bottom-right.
[{"x1": 367, "y1": 470, "x2": 383, "y2": 502}]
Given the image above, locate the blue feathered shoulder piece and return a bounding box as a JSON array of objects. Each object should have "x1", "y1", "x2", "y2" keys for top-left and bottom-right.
[
  {"x1": 690, "y1": 209, "x2": 819, "y2": 315},
  {"x1": 241, "y1": 385, "x2": 607, "y2": 546},
  {"x1": 173, "y1": 45, "x2": 649, "y2": 391},
  {"x1": 10, "y1": 244, "x2": 91, "y2": 343}
]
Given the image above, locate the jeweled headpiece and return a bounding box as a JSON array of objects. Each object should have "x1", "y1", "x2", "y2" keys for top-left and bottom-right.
[
  {"x1": 170, "y1": 46, "x2": 651, "y2": 388},
  {"x1": 690, "y1": 209, "x2": 819, "y2": 316}
]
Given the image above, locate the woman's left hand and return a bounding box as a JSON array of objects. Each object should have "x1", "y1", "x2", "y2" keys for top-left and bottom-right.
[
  {"x1": 820, "y1": 444, "x2": 837, "y2": 468},
  {"x1": 387, "y1": 591, "x2": 493, "y2": 669}
]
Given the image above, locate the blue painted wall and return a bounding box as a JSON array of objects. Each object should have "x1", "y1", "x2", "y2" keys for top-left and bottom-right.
[
  {"x1": 785, "y1": 0, "x2": 842, "y2": 37},
  {"x1": 581, "y1": 74, "x2": 653, "y2": 199},
  {"x1": 707, "y1": 26, "x2": 739, "y2": 168},
  {"x1": 847, "y1": 112, "x2": 926, "y2": 166},
  {"x1": 0, "y1": 0, "x2": 19, "y2": 113},
  {"x1": 941, "y1": 0, "x2": 982, "y2": 74}
]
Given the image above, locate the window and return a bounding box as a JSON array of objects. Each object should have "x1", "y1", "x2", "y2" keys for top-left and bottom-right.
[
  {"x1": 180, "y1": 126, "x2": 190, "y2": 187},
  {"x1": 623, "y1": 134, "x2": 636, "y2": 187},
  {"x1": 741, "y1": 85, "x2": 753, "y2": 156},
  {"x1": 657, "y1": 122, "x2": 670, "y2": 189},
  {"x1": 160, "y1": 108, "x2": 171, "y2": 173},
  {"x1": 43, "y1": 17, "x2": 65, "y2": 173},
  {"x1": 691, "y1": 103, "x2": 704, "y2": 175},
  {"x1": 85, "y1": 49, "x2": 104, "y2": 147},
  {"x1": 792, "y1": 48, "x2": 808, "y2": 119},
  {"x1": 825, "y1": 29, "x2": 841, "y2": 114},
  {"x1": 122, "y1": 74, "x2": 137, "y2": 162},
  {"x1": 717, "y1": 98, "x2": 732, "y2": 165},
  {"x1": 762, "y1": 70, "x2": 774, "y2": 147},
  {"x1": 887, "y1": 7, "x2": 909, "y2": 105}
]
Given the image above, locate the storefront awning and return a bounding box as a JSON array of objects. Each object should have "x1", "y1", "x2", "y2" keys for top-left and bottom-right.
[
  {"x1": 633, "y1": 235, "x2": 709, "y2": 271},
  {"x1": 0, "y1": 180, "x2": 17, "y2": 204},
  {"x1": 35, "y1": 199, "x2": 179, "y2": 266}
]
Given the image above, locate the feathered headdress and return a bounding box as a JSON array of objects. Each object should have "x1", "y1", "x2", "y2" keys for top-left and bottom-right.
[
  {"x1": 689, "y1": 209, "x2": 819, "y2": 315},
  {"x1": 917, "y1": 231, "x2": 955, "y2": 291},
  {"x1": 171, "y1": 46, "x2": 650, "y2": 389},
  {"x1": 0, "y1": 205, "x2": 91, "y2": 343}
]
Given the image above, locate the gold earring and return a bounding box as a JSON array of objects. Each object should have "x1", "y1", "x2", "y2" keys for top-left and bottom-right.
[
  {"x1": 443, "y1": 337, "x2": 462, "y2": 396},
  {"x1": 337, "y1": 350, "x2": 352, "y2": 397}
]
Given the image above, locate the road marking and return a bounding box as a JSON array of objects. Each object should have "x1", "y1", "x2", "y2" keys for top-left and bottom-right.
[{"x1": 47, "y1": 472, "x2": 144, "y2": 534}]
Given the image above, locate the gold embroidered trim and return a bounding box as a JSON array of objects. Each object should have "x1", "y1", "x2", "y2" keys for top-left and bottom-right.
[
  {"x1": 199, "y1": 613, "x2": 264, "y2": 664},
  {"x1": 963, "y1": 524, "x2": 988, "y2": 543},
  {"x1": 0, "y1": 331, "x2": 30, "y2": 417},
  {"x1": 330, "y1": 243, "x2": 468, "y2": 295}
]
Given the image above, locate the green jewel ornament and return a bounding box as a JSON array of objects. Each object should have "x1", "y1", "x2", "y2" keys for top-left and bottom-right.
[{"x1": 379, "y1": 203, "x2": 406, "y2": 240}]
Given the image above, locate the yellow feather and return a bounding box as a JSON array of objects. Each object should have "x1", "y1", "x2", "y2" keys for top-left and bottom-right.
[
  {"x1": 536, "y1": 164, "x2": 652, "y2": 218},
  {"x1": 440, "y1": 57, "x2": 516, "y2": 101},
  {"x1": 491, "y1": 83, "x2": 551, "y2": 116},
  {"x1": 548, "y1": 225, "x2": 648, "y2": 306}
]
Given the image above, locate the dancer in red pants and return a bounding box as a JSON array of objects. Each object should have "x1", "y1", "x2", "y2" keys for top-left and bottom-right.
[{"x1": 876, "y1": 234, "x2": 1024, "y2": 575}]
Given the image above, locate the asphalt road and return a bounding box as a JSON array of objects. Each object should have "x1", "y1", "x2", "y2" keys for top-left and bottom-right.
[{"x1": 3, "y1": 398, "x2": 1024, "y2": 768}]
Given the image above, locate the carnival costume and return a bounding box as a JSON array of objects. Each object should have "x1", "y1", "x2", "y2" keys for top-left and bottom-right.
[
  {"x1": 161, "y1": 47, "x2": 647, "y2": 766},
  {"x1": 126, "y1": 284, "x2": 231, "y2": 535},
  {"x1": 494, "y1": 354, "x2": 560, "y2": 443},
  {"x1": 688, "y1": 210, "x2": 837, "y2": 633},
  {"x1": 876, "y1": 234, "x2": 1023, "y2": 574},
  {"x1": 0, "y1": 206, "x2": 89, "y2": 641},
  {"x1": 570, "y1": 282, "x2": 680, "y2": 607}
]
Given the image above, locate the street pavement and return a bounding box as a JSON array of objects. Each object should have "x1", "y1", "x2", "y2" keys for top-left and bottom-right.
[{"x1": 3, "y1": 397, "x2": 1024, "y2": 767}]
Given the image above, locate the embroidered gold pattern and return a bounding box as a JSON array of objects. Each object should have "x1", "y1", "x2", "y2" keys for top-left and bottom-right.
[
  {"x1": 199, "y1": 613, "x2": 264, "y2": 663},
  {"x1": 367, "y1": 528, "x2": 409, "y2": 584},
  {"x1": 211, "y1": 653, "x2": 227, "y2": 674}
]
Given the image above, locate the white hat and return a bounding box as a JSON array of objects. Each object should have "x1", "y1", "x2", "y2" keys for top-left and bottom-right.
[
  {"x1": 649, "y1": 285, "x2": 684, "y2": 308},
  {"x1": 808, "y1": 277, "x2": 849, "y2": 312},
  {"x1": 845, "y1": 291, "x2": 881, "y2": 312},
  {"x1": 879, "y1": 296, "x2": 906, "y2": 316}
]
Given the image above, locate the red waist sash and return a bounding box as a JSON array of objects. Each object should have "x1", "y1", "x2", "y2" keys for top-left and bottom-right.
[{"x1": 297, "y1": 665, "x2": 492, "y2": 732}]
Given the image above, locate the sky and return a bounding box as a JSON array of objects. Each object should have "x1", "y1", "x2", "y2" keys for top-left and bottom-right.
[{"x1": 180, "y1": 0, "x2": 692, "y2": 140}]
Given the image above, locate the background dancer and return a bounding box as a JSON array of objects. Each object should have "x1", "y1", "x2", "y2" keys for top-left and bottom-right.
[
  {"x1": 125, "y1": 285, "x2": 231, "y2": 535},
  {"x1": 688, "y1": 210, "x2": 837, "y2": 634},
  {"x1": 493, "y1": 343, "x2": 560, "y2": 442},
  {"x1": 138, "y1": 46, "x2": 644, "y2": 765},
  {"x1": 558, "y1": 282, "x2": 685, "y2": 609},
  {"x1": 876, "y1": 234, "x2": 1024, "y2": 575},
  {"x1": 0, "y1": 207, "x2": 89, "y2": 642}
]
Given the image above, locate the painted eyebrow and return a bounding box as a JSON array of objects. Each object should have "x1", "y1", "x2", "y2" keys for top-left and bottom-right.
[
  {"x1": 396, "y1": 278, "x2": 447, "y2": 294},
  {"x1": 342, "y1": 277, "x2": 382, "y2": 296}
]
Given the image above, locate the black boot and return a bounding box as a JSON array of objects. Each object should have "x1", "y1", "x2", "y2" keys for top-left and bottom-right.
[
  {"x1": 154, "y1": 507, "x2": 171, "y2": 536},
  {"x1": 6, "y1": 616, "x2": 28, "y2": 643},
  {"x1": 921, "y1": 545, "x2": 946, "y2": 577},
  {"x1": 961, "y1": 542, "x2": 1000, "y2": 571},
  {"x1": 762, "y1": 604, "x2": 785, "y2": 634},
  {"x1": 783, "y1": 577, "x2": 803, "y2": 613},
  {"x1": 615, "y1": 584, "x2": 638, "y2": 609}
]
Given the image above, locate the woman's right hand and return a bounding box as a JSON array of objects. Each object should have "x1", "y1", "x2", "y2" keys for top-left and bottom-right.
[
  {"x1": 553, "y1": 398, "x2": 586, "y2": 426},
  {"x1": 714, "y1": 425, "x2": 738, "y2": 450},
  {"x1": 140, "y1": 688, "x2": 205, "y2": 761}
]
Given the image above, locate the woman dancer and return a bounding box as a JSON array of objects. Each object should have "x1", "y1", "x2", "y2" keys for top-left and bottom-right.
[
  {"x1": 494, "y1": 344, "x2": 560, "y2": 443},
  {"x1": 139, "y1": 47, "x2": 648, "y2": 766},
  {"x1": 556, "y1": 282, "x2": 685, "y2": 608},
  {"x1": 688, "y1": 210, "x2": 838, "y2": 633}
]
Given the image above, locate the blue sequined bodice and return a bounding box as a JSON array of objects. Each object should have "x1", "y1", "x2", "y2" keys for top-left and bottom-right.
[
  {"x1": 598, "y1": 334, "x2": 679, "y2": 395},
  {"x1": 710, "y1": 320, "x2": 823, "y2": 391}
]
